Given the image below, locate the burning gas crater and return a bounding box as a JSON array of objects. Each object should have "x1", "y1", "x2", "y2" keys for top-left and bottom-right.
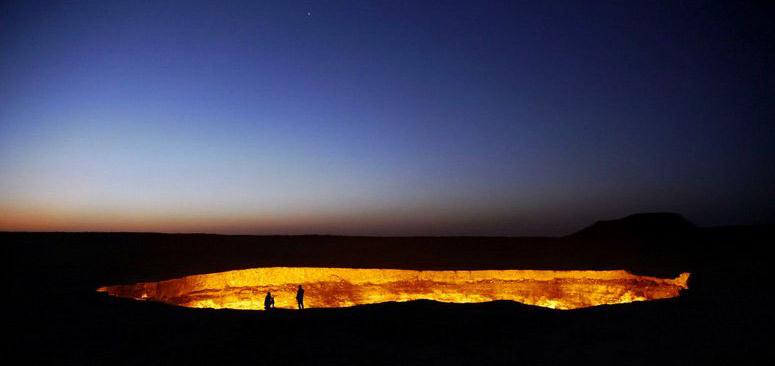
[{"x1": 98, "y1": 267, "x2": 690, "y2": 310}]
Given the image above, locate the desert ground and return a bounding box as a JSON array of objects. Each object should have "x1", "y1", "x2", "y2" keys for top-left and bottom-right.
[{"x1": 5, "y1": 214, "x2": 772, "y2": 365}]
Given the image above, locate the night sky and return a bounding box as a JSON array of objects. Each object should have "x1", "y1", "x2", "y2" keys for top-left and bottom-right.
[{"x1": 1, "y1": 1, "x2": 773, "y2": 235}]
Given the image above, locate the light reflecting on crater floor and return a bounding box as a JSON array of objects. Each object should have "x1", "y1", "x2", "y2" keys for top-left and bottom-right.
[{"x1": 98, "y1": 267, "x2": 690, "y2": 310}]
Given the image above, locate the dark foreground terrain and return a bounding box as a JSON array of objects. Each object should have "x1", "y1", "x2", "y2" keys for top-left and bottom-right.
[{"x1": 4, "y1": 214, "x2": 773, "y2": 365}]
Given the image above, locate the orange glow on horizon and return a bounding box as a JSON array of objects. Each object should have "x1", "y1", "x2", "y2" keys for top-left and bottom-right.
[
  {"x1": 98, "y1": 267, "x2": 690, "y2": 310},
  {"x1": 0, "y1": 203, "x2": 486, "y2": 235}
]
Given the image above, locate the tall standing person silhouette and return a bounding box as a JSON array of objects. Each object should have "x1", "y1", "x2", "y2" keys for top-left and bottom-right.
[{"x1": 296, "y1": 285, "x2": 305, "y2": 309}]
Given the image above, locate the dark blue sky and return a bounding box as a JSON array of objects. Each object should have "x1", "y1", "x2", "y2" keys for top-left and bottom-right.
[{"x1": 1, "y1": 1, "x2": 773, "y2": 235}]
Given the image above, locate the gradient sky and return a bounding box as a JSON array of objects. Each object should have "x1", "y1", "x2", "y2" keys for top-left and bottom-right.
[{"x1": 1, "y1": 1, "x2": 773, "y2": 235}]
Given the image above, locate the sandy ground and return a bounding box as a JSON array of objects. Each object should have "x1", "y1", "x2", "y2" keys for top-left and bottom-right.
[{"x1": 4, "y1": 224, "x2": 771, "y2": 365}]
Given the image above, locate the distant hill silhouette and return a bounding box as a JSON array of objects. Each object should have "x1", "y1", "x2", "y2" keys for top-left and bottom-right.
[{"x1": 568, "y1": 212, "x2": 696, "y2": 240}]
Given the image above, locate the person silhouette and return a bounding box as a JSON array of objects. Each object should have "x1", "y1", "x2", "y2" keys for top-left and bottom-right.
[
  {"x1": 296, "y1": 285, "x2": 305, "y2": 310},
  {"x1": 264, "y1": 291, "x2": 274, "y2": 311}
]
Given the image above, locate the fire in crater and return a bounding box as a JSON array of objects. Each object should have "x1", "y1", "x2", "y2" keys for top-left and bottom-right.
[{"x1": 97, "y1": 267, "x2": 690, "y2": 310}]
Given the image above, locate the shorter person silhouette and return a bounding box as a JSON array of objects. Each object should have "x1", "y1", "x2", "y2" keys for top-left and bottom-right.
[
  {"x1": 264, "y1": 291, "x2": 274, "y2": 311},
  {"x1": 296, "y1": 285, "x2": 305, "y2": 310}
]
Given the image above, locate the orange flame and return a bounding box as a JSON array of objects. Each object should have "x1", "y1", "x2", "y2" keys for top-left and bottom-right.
[{"x1": 97, "y1": 267, "x2": 690, "y2": 310}]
